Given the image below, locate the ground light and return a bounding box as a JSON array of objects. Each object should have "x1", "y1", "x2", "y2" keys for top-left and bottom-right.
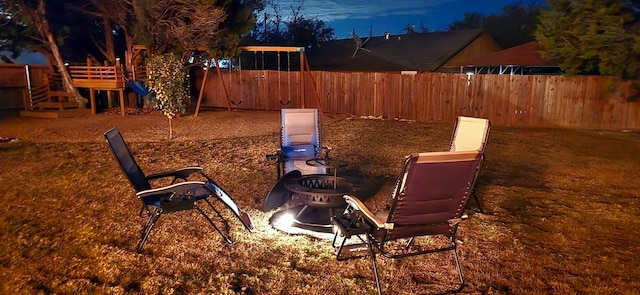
[{"x1": 266, "y1": 174, "x2": 355, "y2": 240}]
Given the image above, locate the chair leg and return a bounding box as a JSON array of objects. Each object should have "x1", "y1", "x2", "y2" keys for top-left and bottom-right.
[
  {"x1": 203, "y1": 198, "x2": 233, "y2": 233},
  {"x1": 472, "y1": 191, "x2": 485, "y2": 213},
  {"x1": 366, "y1": 236, "x2": 383, "y2": 295},
  {"x1": 277, "y1": 161, "x2": 282, "y2": 179},
  {"x1": 196, "y1": 202, "x2": 233, "y2": 244},
  {"x1": 138, "y1": 210, "x2": 161, "y2": 253},
  {"x1": 295, "y1": 205, "x2": 310, "y2": 218},
  {"x1": 404, "y1": 237, "x2": 415, "y2": 252},
  {"x1": 452, "y1": 248, "x2": 465, "y2": 289}
]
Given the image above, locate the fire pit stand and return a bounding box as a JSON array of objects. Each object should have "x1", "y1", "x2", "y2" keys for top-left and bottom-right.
[{"x1": 269, "y1": 174, "x2": 354, "y2": 235}]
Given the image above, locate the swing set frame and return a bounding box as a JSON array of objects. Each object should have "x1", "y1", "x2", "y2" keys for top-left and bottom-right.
[{"x1": 194, "y1": 46, "x2": 322, "y2": 116}]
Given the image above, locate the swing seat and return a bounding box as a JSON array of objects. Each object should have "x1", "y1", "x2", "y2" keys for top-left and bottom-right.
[{"x1": 127, "y1": 80, "x2": 150, "y2": 97}]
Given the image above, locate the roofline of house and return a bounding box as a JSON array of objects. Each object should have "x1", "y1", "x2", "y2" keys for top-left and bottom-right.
[{"x1": 432, "y1": 29, "x2": 487, "y2": 71}]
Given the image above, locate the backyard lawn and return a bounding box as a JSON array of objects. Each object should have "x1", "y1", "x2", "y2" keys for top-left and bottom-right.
[{"x1": 0, "y1": 109, "x2": 639, "y2": 294}]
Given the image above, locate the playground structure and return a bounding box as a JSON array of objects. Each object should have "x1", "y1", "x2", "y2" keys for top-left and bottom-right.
[
  {"x1": 194, "y1": 46, "x2": 323, "y2": 116},
  {"x1": 13, "y1": 43, "x2": 150, "y2": 118},
  {"x1": 15, "y1": 58, "x2": 129, "y2": 118},
  {"x1": 0, "y1": 64, "x2": 92, "y2": 119},
  {"x1": 5, "y1": 45, "x2": 321, "y2": 118},
  {"x1": 67, "y1": 58, "x2": 126, "y2": 116},
  {"x1": 24, "y1": 68, "x2": 75, "y2": 112}
]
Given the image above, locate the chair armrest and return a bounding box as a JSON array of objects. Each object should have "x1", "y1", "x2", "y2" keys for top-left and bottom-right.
[
  {"x1": 146, "y1": 167, "x2": 203, "y2": 181},
  {"x1": 266, "y1": 149, "x2": 282, "y2": 162},
  {"x1": 344, "y1": 195, "x2": 387, "y2": 229},
  {"x1": 136, "y1": 181, "x2": 205, "y2": 199}
]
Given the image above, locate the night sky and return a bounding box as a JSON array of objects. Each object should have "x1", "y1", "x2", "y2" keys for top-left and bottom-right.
[{"x1": 274, "y1": 0, "x2": 543, "y2": 39}]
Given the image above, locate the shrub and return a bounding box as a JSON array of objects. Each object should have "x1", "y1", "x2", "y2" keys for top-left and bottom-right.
[{"x1": 146, "y1": 52, "x2": 188, "y2": 139}]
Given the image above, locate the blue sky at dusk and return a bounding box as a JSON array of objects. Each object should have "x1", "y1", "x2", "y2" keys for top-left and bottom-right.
[{"x1": 275, "y1": 0, "x2": 544, "y2": 39}]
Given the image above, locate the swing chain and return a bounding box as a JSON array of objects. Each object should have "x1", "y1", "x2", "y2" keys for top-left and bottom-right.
[
  {"x1": 230, "y1": 56, "x2": 243, "y2": 105},
  {"x1": 279, "y1": 51, "x2": 292, "y2": 106}
]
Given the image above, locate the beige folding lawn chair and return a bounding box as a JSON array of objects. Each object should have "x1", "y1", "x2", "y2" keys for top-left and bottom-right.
[
  {"x1": 449, "y1": 116, "x2": 490, "y2": 153},
  {"x1": 332, "y1": 151, "x2": 482, "y2": 294},
  {"x1": 449, "y1": 116, "x2": 490, "y2": 212}
]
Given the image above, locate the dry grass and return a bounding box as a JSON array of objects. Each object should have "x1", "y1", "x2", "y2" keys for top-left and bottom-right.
[{"x1": 0, "y1": 109, "x2": 639, "y2": 294}]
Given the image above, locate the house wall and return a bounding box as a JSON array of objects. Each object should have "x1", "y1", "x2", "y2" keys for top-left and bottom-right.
[
  {"x1": 442, "y1": 33, "x2": 502, "y2": 69},
  {"x1": 193, "y1": 70, "x2": 640, "y2": 130}
]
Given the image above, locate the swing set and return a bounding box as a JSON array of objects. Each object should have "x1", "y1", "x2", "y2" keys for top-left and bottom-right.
[{"x1": 194, "y1": 46, "x2": 322, "y2": 116}]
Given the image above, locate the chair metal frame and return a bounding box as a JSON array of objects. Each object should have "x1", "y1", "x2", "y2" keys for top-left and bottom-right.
[
  {"x1": 104, "y1": 128, "x2": 253, "y2": 253},
  {"x1": 332, "y1": 151, "x2": 482, "y2": 295}
]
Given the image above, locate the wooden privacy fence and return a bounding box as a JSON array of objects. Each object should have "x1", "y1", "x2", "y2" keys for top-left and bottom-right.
[{"x1": 201, "y1": 70, "x2": 639, "y2": 129}]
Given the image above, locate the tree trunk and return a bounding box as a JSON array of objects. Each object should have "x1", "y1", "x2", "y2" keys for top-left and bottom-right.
[
  {"x1": 91, "y1": 16, "x2": 116, "y2": 64},
  {"x1": 28, "y1": 0, "x2": 87, "y2": 107},
  {"x1": 103, "y1": 17, "x2": 116, "y2": 64},
  {"x1": 46, "y1": 31, "x2": 87, "y2": 107},
  {"x1": 124, "y1": 33, "x2": 136, "y2": 78}
]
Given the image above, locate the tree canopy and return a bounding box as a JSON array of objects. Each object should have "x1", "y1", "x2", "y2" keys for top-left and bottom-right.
[
  {"x1": 448, "y1": 2, "x2": 546, "y2": 48},
  {"x1": 249, "y1": 0, "x2": 334, "y2": 48},
  {"x1": 1, "y1": 0, "x2": 261, "y2": 63},
  {"x1": 535, "y1": 0, "x2": 640, "y2": 78},
  {"x1": 0, "y1": 0, "x2": 261, "y2": 108},
  {"x1": 0, "y1": 0, "x2": 97, "y2": 63}
]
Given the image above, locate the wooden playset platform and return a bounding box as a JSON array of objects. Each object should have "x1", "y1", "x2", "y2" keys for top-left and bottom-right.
[{"x1": 15, "y1": 59, "x2": 127, "y2": 118}]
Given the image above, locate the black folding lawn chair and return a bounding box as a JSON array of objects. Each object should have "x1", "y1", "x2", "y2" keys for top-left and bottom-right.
[{"x1": 104, "y1": 127, "x2": 253, "y2": 253}]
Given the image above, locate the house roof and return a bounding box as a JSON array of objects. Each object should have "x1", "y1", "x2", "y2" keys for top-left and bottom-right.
[
  {"x1": 307, "y1": 29, "x2": 488, "y2": 72},
  {"x1": 0, "y1": 50, "x2": 48, "y2": 65},
  {"x1": 462, "y1": 41, "x2": 557, "y2": 67}
]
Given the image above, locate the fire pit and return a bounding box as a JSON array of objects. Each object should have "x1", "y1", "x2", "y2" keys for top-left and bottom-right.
[
  {"x1": 285, "y1": 174, "x2": 353, "y2": 207},
  {"x1": 269, "y1": 174, "x2": 354, "y2": 236}
]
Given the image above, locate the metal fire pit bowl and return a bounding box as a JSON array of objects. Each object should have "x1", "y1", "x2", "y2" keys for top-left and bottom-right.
[
  {"x1": 284, "y1": 174, "x2": 353, "y2": 208},
  {"x1": 269, "y1": 174, "x2": 354, "y2": 236}
]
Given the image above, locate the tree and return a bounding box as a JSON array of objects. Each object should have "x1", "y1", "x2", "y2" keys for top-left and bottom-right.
[
  {"x1": 484, "y1": 2, "x2": 544, "y2": 48},
  {"x1": 215, "y1": 0, "x2": 264, "y2": 57},
  {"x1": 132, "y1": 0, "x2": 234, "y2": 137},
  {"x1": 286, "y1": 2, "x2": 334, "y2": 48},
  {"x1": 417, "y1": 21, "x2": 430, "y2": 33},
  {"x1": 1, "y1": 0, "x2": 87, "y2": 106},
  {"x1": 250, "y1": 0, "x2": 334, "y2": 48},
  {"x1": 146, "y1": 52, "x2": 187, "y2": 139},
  {"x1": 403, "y1": 23, "x2": 416, "y2": 34},
  {"x1": 131, "y1": 0, "x2": 227, "y2": 58},
  {"x1": 251, "y1": 1, "x2": 286, "y2": 44},
  {"x1": 449, "y1": 12, "x2": 485, "y2": 31},
  {"x1": 402, "y1": 22, "x2": 430, "y2": 34},
  {"x1": 448, "y1": 2, "x2": 545, "y2": 48},
  {"x1": 535, "y1": 0, "x2": 640, "y2": 78},
  {"x1": 74, "y1": 0, "x2": 126, "y2": 65}
]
